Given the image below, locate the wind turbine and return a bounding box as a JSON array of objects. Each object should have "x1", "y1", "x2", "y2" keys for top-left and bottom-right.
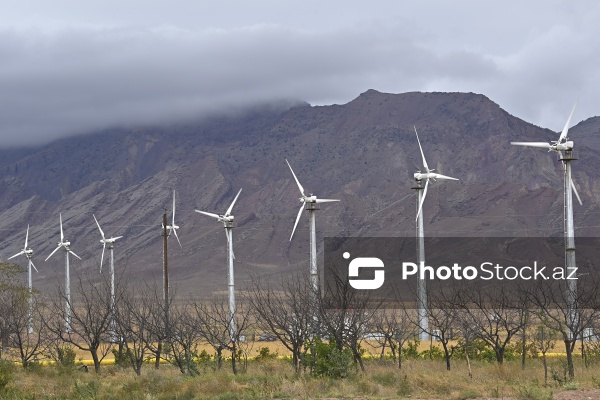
[
  {"x1": 286, "y1": 159, "x2": 340, "y2": 333},
  {"x1": 412, "y1": 126, "x2": 459, "y2": 341},
  {"x1": 45, "y1": 214, "x2": 81, "y2": 332},
  {"x1": 511, "y1": 104, "x2": 582, "y2": 338},
  {"x1": 93, "y1": 214, "x2": 123, "y2": 341},
  {"x1": 195, "y1": 188, "x2": 242, "y2": 341},
  {"x1": 8, "y1": 225, "x2": 38, "y2": 333},
  {"x1": 166, "y1": 190, "x2": 182, "y2": 249}
]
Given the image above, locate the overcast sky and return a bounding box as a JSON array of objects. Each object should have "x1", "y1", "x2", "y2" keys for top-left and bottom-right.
[{"x1": 0, "y1": 0, "x2": 598, "y2": 147}]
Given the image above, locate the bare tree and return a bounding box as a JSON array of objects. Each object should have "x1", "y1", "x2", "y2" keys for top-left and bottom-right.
[
  {"x1": 528, "y1": 276, "x2": 600, "y2": 379},
  {"x1": 455, "y1": 310, "x2": 479, "y2": 378},
  {"x1": 246, "y1": 272, "x2": 313, "y2": 372},
  {"x1": 371, "y1": 308, "x2": 417, "y2": 369},
  {"x1": 168, "y1": 302, "x2": 202, "y2": 375},
  {"x1": 114, "y1": 284, "x2": 157, "y2": 375},
  {"x1": 3, "y1": 289, "x2": 50, "y2": 368},
  {"x1": 43, "y1": 271, "x2": 115, "y2": 372},
  {"x1": 141, "y1": 281, "x2": 172, "y2": 369},
  {"x1": 320, "y1": 265, "x2": 380, "y2": 373},
  {"x1": 456, "y1": 284, "x2": 528, "y2": 364},
  {"x1": 531, "y1": 323, "x2": 557, "y2": 384},
  {"x1": 193, "y1": 296, "x2": 250, "y2": 374},
  {"x1": 417, "y1": 286, "x2": 461, "y2": 371},
  {"x1": 0, "y1": 262, "x2": 25, "y2": 359}
]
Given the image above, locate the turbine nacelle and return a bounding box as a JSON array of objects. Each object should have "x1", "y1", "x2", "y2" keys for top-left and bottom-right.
[
  {"x1": 100, "y1": 237, "x2": 123, "y2": 245},
  {"x1": 301, "y1": 194, "x2": 318, "y2": 203},
  {"x1": 551, "y1": 140, "x2": 574, "y2": 151},
  {"x1": 220, "y1": 215, "x2": 234, "y2": 223},
  {"x1": 166, "y1": 224, "x2": 180, "y2": 231}
]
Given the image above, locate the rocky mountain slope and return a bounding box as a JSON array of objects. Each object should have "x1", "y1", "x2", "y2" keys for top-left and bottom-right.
[{"x1": 0, "y1": 90, "x2": 598, "y2": 295}]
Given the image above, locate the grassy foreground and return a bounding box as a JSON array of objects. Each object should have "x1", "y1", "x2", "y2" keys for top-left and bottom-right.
[{"x1": 2, "y1": 356, "x2": 600, "y2": 399}]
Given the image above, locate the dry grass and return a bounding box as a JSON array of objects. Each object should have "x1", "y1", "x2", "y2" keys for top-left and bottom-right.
[{"x1": 3, "y1": 355, "x2": 600, "y2": 399}]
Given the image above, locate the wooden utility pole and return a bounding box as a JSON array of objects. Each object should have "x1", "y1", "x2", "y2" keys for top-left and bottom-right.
[
  {"x1": 163, "y1": 211, "x2": 169, "y2": 332},
  {"x1": 155, "y1": 211, "x2": 169, "y2": 370}
]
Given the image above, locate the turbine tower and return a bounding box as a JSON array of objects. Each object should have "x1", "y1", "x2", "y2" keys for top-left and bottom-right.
[
  {"x1": 413, "y1": 126, "x2": 459, "y2": 341},
  {"x1": 286, "y1": 159, "x2": 340, "y2": 334},
  {"x1": 8, "y1": 225, "x2": 38, "y2": 333},
  {"x1": 511, "y1": 104, "x2": 582, "y2": 338},
  {"x1": 195, "y1": 188, "x2": 242, "y2": 341},
  {"x1": 45, "y1": 214, "x2": 81, "y2": 332},
  {"x1": 93, "y1": 214, "x2": 123, "y2": 341}
]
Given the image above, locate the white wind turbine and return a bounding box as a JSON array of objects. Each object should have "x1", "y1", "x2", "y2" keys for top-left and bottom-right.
[
  {"x1": 195, "y1": 188, "x2": 242, "y2": 341},
  {"x1": 511, "y1": 104, "x2": 582, "y2": 338},
  {"x1": 8, "y1": 225, "x2": 38, "y2": 333},
  {"x1": 511, "y1": 104, "x2": 582, "y2": 205},
  {"x1": 93, "y1": 214, "x2": 123, "y2": 341},
  {"x1": 413, "y1": 126, "x2": 459, "y2": 341},
  {"x1": 165, "y1": 190, "x2": 182, "y2": 249},
  {"x1": 45, "y1": 214, "x2": 81, "y2": 331},
  {"x1": 286, "y1": 159, "x2": 340, "y2": 333}
]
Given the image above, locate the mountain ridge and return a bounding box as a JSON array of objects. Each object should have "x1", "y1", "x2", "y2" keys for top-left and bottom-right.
[{"x1": 1, "y1": 90, "x2": 598, "y2": 294}]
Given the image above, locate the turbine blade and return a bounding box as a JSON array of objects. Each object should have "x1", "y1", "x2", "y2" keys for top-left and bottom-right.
[
  {"x1": 195, "y1": 210, "x2": 220, "y2": 219},
  {"x1": 290, "y1": 204, "x2": 304, "y2": 241},
  {"x1": 69, "y1": 250, "x2": 82, "y2": 260},
  {"x1": 558, "y1": 103, "x2": 577, "y2": 143},
  {"x1": 286, "y1": 159, "x2": 305, "y2": 197},
  {"x1": 59, "y1": 213, "x2": 64, "y2": 242},
  {"x1": 30, "y1": 261, "x2": 39, "y2": 273},
  {"x1": 571, "y1": 176, "x2": 583, "y2": 206},
  {"x1": 93, "y1": 214, "x2": 106, "y2": 240},
  {"x1": 511, "y1": 142, "x2": 552, "y2": 149},
  {"x1": 434, "y1": 173, "x2": 459, "y2": 181},
  {"x1": 173, "y1": 228, "x2": 182, "y2": 249},
  {"x1": 100, "y1": 243, "x2": 106, "y2": 273},
  {"x1": 172, "y1": 190, "x2": 176, "y2": 227},
  {"x1": 45, "y1": 245, "x2": 61, "y2": 262},
  {"x1": 24, "y1": 225, "x2": 29, "y2": 250},
  {"x1": 414, "y1": 126, "x2": 429, "y2": 172},
  {"x1": 225, "y1": 188, "x2": 242, "y2": 217},
  {"x1": 416, "y1": 179, "x2": 429, "y2": 221},
  {"x1": 8, "y1": 251, "x2": 24, "y2": 260},
  {"x1": 561, "y1": 161, "x2": 583, "y2": 206},
  {"x1": 112, "y1": 236, "x2": 123, "y2": 241},
  {"x1": 226, "y1": 229, "x2": 235, "y2": 260},
  {"x1": 315, "y1": 198, "x2": 340, "y2": 203}
]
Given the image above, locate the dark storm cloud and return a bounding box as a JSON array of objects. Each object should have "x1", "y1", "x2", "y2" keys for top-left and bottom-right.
[
  {"x1": 0, "y1": 1, "x2": 598, "y2": 147},
  {"x1": 0, "y1": 24, "x2": 482, "y2": 146}
]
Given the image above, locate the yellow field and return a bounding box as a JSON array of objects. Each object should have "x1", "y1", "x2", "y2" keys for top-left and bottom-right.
[{"x1": 25, "y1": 338, "x2": 577, "y2": 366}]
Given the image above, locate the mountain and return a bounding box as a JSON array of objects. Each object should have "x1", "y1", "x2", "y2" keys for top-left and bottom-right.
[{"x1": 0, "y1": 90, "x2": 598, "y2": 295}]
